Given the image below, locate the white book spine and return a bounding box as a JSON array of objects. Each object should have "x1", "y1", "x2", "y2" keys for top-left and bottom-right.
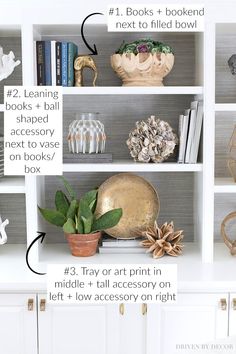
[
  {"x1": 51, "y1": 40, "x2": 56, "y2": 86},
  {"x1": 99, "y1": 247, "x2": 146, "y2": 254},
  {"x1": 190, "y1": 101, "x2": 204, "y2": 163},
  {"x1": 33, "y1": 41, "x2": 37, "y2": 85},
  {"x1": 178, "y1": 114, "x2": 184, "y2": 163},
  {"x1": 185, "y1": 101, "x2": 198, "y2": 163}
]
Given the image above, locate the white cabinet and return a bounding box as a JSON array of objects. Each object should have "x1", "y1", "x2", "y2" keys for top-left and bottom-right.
[
  {"x1": 0, "y1": 294, "x2": 37, "y2": 354},
  {"x1": 0, "y1": 292, "x2": 234, "y2": 354},
  {"x1": 38, "y1": 295, "x2": 117, "y2": 354},
  {"x1": 38, "y1": 297, "x2": 145, "y2": 354},
  {"x1": 110, "y1": 304, "x2": 146, "y2": 354},
  {"x1": 146, "y1": 293, "x2": 229, "y2": 354},
  {"x1": 229, "y1": 293, "x2": 236, "y2": 337}
]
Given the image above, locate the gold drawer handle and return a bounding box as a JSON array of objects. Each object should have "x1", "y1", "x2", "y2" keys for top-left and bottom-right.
[
  {"x1": 119, "y1": 303, "x2": 124, "y2": 315},
  {"x1": 28, "y1": 298, "x2": 34, "y2": 311},
  {"x1": 232, "y1": 298, "x2": 236, "y2": 310},
  {"x1": 40, "y1": 299, "x2": 46, "y2": 311},
  {"x1": 142, "y1": 303, "x2": 147, "y2": 315},
  {"x1": 220, "y1": 298, "x2": 227, "y2": 311}
]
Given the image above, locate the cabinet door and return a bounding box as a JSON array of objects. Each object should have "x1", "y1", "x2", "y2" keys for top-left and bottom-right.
[
  {"x1": 147, "y1": 293, "x2": 229, "y2": 354},
  {"x1": 109, "y1": 304, "x2": 146, "y2": 354},
  {"x1": 229, "y1": 293, "x2": 236, "y2": 336},
  {"x1": 38, "y1": 295, "x2": 118, "y2": 354},
  {"x1": 0, "y1": 294, "x2": 37, "y2": 354}
]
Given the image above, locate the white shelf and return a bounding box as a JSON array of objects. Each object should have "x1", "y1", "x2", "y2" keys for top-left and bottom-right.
[
  {"x1": 63, "y1": 86, "x2": 203, "y2": 96},
  {"x1": 0, "y1": 177, "x2": 25, "y2": 194},
  {"x1": 0, "y1": 244, "x2": 235, "y2": 291},
  {"x1": 215, "y1": 103, "x2": 236, "y2": 111},
  {"x1": 36, "y1": 243, "x2": 235, "y2": 291},
  {"x1": 0, "y1": 104, "x2": 4, "y2": 112},
  {"x1": 63, "y1": 162, "x2": 203, "y2": 173},
  {"x1": 214, "y1": 177, "x2": 236, "y2": 193}
]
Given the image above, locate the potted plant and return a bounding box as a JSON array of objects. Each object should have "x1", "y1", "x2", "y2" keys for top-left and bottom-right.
[
  {"x1": 111, "y1": 38, "x2": 174, "y2": 86},
  {"x1": 38, "y1": 177, "x2": 122, "y2": 257}
]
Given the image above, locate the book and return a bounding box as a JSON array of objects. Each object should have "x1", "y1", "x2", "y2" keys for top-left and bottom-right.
[
  {"x1": 61, "y1": 42, "x2": 68, "y2": 86},
  {"x1": 185, "y1": 101, "x2": 198, "y2": 163},
  {"x1": 68, "y1": 42, "x2": 78, "y2": 87},
  {"x1": 36, "y1": 41, "x2": 45, "y2": 85},
  {"x1": 99, "y1": 247, "x2": 146, "y2": 254},
  {"x1": 33, "y1": 41, "x2": 37, "y2": 85},
  {"x1": 102, "y1": 238, "x2": 144, "y2": 248},
  {"x1": 178, "y1": 114, "x2": 184, "y2": 163},
  {"x1": 182, "y1": 109, "x2": 190, "y2": 163},
  {"x1": 44, "y1": 41, "x2": 52, "y2": 86},
  {"x1": 55, "y1": 42, "x2": 62, "y2": 86},
  {"x1": 63, "y1": 153, "x2": 113, "y2": 163},
  {"x1": 189, "y1": 101, "x2": 204, "y2": 163},
  {"x1": 51, "y1": 40, "x2": 56, "y2": 86}
]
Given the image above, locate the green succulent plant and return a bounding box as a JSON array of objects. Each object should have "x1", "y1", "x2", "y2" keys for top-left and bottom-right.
[
  {"x1": 115, "y1": 38, "x2": 174, "y2": 55},
  {"x1": 38, "y1": 177, "x2": 122, "y2": 235}
]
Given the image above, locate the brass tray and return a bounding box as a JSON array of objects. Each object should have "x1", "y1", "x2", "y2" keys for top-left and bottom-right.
[{"x1": 96, "y1": 173, "x2": 160, "y2": 239}]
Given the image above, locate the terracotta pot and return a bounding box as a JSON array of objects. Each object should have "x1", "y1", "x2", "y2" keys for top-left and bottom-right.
[
  {"x1": 66, "y1": 232, "x2": 101, "y2": 257},
  {"x1": 111, "y1": 52, "x2": 174, "y2": 86}
]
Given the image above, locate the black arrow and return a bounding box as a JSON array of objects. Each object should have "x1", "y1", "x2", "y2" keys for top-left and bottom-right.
[
  {"x1": 81, "y1": 12, "x2": 104, "y2": 55},
  {"x1": 26, "y1": 232, "x2": 47, "y2": 276}
]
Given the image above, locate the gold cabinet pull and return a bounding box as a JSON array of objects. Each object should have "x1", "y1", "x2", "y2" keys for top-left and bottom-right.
[
  {"x1": 119, "y1": 303, "x2": 124, "y2": 315},
  {"x1": 232, "y1": 298, "x2": 236, "y2": 310},
  {"x1": 142, "y1": 303, "x2": 147, "y2": 315},
  {"x1": 220, "y1": 298, "x2": 227, "y2": 311},
  {"x1": 40, "y1": 299, "x2": 46, "y2": 312},
  {"x1": 28, "y1": 298, "x2": 34, "y2": 311}
]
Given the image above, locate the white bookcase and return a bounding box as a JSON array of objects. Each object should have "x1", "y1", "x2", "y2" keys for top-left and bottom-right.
[{"x1": 0, "y1": 2, "x2": 235, "y2": 277}]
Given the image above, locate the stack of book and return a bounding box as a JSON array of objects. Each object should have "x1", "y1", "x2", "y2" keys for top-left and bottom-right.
[
  {"x1": 178, "y1": 100, "x2": 203, "y2": 164},
  {"x1": 99, "y1": 236, "x2": 146, "y2": 254},
  {"x1": 35, "y1": 41, "x2": 78, "y2": 86}
]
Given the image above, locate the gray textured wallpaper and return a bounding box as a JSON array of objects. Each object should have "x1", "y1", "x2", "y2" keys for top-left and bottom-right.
[
  {"x1": 215, "y1": 112, "x2": 236, "y2": 177},
  {"x1": 0, "y1": 37, "x2": 22, "y2": 103},
  {"x1": 216, "y1": 28, "x2": 236, "y2": 103},
  {"x1": 42, "y1": 31, "x2": 196, "y2": 87},
  {"x1": 0, "y1": 194, "x2": 26, "y2": 244},
  {"x1": 63, "y1": 94, "x2": 199, "y2": 162},
  {"x1": 42, "y1": 172, "x2": 194, "y2": 243}
]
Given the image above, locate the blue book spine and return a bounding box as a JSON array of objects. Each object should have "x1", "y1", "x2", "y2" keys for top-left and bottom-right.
[
  {"x1": 61, "y1": 42, "x2": 68, "y2": 87},
  {"x1": 68, "y1": 43, "x2": 78, "y2": 87},
  {"x1": 44, "y1": 41, "x2": 52, "y2": 86}
]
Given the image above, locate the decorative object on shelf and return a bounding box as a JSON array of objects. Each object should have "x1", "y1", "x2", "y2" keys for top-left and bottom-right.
[
  {"x1": 227, "y1": 125, "x2": 236, "y2": 182},
  {"x1": 0, "y1": 136, "x2": 3, "y2": 178},
  {"x1": 228, "y1": 159, "x2": 236, "y2": 182},
  {"x1": 140, "y1": 221, "x2": 184, "y2": 258},
  {"x1": 178, "y1": 100, "x2": 203, "y2": 164},
  {"x1": 111, "y1": 39, "x2": 174, "y2": 86},
  {"x1": 228, "y1": 54, "x2": 236, "y2": 75},
  {"x1": 221, "y1": 211, "x2": 236, "y2": 256},
  {"x1": 38, "y1": 177, "x2": 122, "y2": 257},
  {"x1": 127, "y1": 115, "x2": 178, "y2": 163},
  {"x1": 74, "y1": 55, "x2": 98, "y2": 87},
  {"x1": 68, "y1": 113, "x2": 106, "y2": 154},
  {"x1": 96, "y1": 173, "x2": 159, "y2": 239},
  {"x1": 99, "y1": 235, "x2": 146, "y2": 254},
  {"x1": 0, "y1": 215, "x2": 9, "y2": 245},
  {"x1": 63, "y1": 153, "x2": 112, "y2": 164},
  {"x1": 0, "y1": 46, "x2": 21, "y2": 81}
]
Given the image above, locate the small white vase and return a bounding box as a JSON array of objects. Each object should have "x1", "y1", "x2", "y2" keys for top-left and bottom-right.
[
  {"x1": 0, "y1": 136, "x2": 3, "y2": 178},
  {"x1": 68, "y1": 113, "x2": 106, "y2": 154}
]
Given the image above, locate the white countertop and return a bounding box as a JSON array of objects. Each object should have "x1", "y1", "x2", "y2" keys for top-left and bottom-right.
[{"x1": 0, "y1": 244, "x2": 235, "y2": 293}]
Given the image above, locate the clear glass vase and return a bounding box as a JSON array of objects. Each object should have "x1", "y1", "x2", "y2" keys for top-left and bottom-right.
[{"x1": 68, "y1": 113, "x2": 106, "y2": 154}]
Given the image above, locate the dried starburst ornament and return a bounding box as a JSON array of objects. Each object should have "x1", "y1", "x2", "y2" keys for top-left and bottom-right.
[
  {"x1": 140, "y1": 221, "x2": 184, "y2": 258},
  {"x1": 127, "y1": 115, "x2": 178, "y2": 163}
]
